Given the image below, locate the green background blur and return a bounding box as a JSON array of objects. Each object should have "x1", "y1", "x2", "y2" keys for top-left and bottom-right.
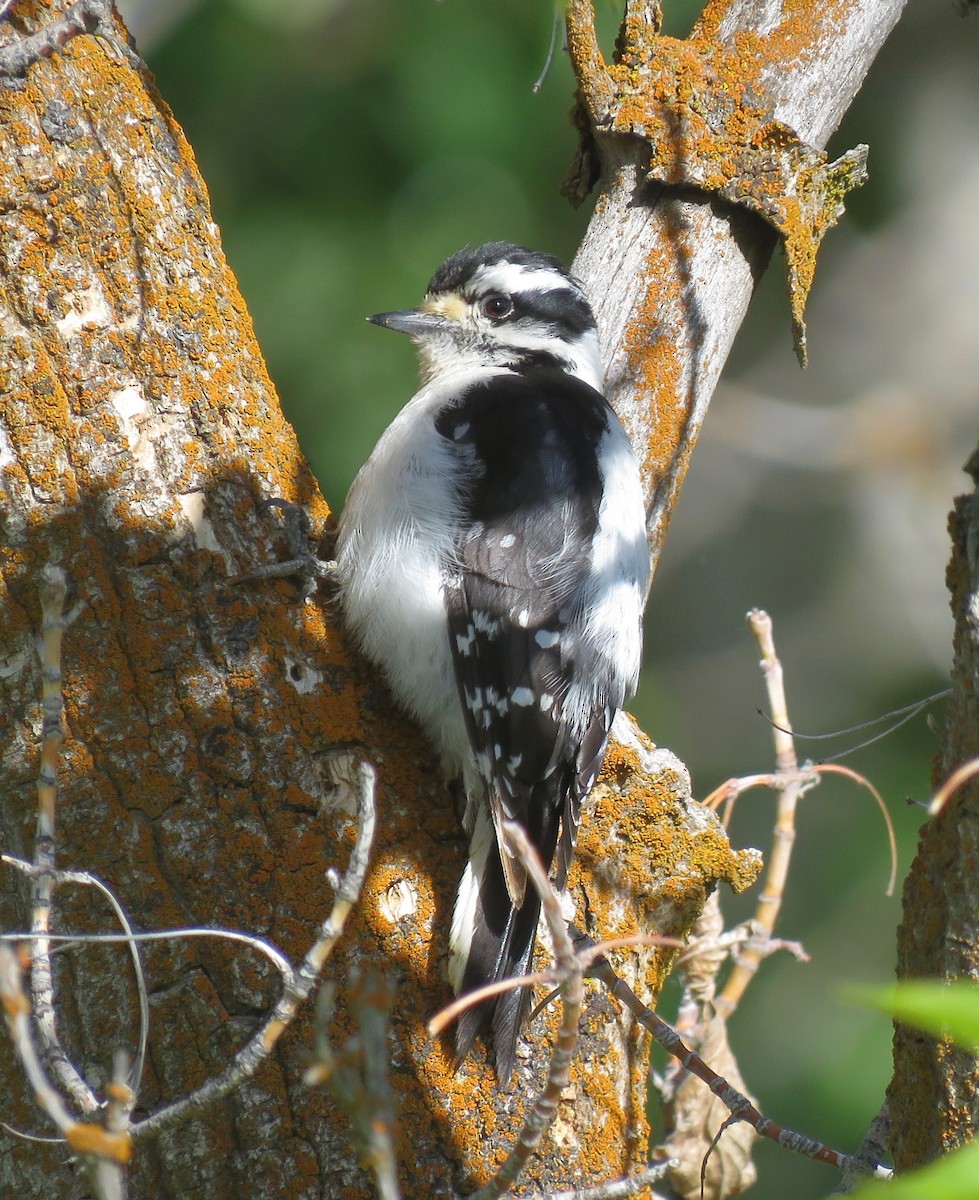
[{"x1": 119, "y1": 1, "x2": 979, "y2": 1194}]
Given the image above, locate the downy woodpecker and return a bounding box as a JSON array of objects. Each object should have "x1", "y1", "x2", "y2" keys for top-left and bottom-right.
[{"x1": 335, "y1": 243, "x2": 649, "y2": 1080}]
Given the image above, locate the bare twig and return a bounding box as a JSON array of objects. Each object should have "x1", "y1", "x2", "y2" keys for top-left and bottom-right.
[
  {"x1": 657, "y1": 895, "x2": 759, "y2": 1197},
  {"x1": 0, "y1": 1120, "x2": 62, "y2": 1145},
  {"x1": 87, "y1": 1050, "x2": 133, "y2": 1200},
  {"x1": 531, "y1": 2, "x2": 563, "y2": 93},
  {"x1": 714, "y1": 610, "x2": 809, "y2": 1019},
  {"x1": 675, "y1": 920, "x2": 808, "y2": 975},
  {"x1": 29, "y1": 566, "x2": 99, "y2": 1115},
  {"x1": 927, "y1": 755, "x2": 979, "y2": 817},
  {"x1": 581, "y1": 935, "x2": 890, "y2": 1179},
  {"x1": 706, "y1": 610, "x2": 897, "y2": 1020},
  {"x1": 835, "y1": 1102, "x2": 891, "y2": 1194},
  {"x1": 305, "y1": 970, "x2": 401, "y2": 1200},
  {"x1": 518, "y1": 1160, "x2": 675, "y2": 1200},
  {"x1": 0, "y1": 944, "x2": 131, "y2": 1198},
  {"x1": 131, "y1": 761, "x2": 376, "y2": 1141},
  {"x1": 0, "y1": 944, "x2": 78, "y2": 1137},
  {"x1": 0, "y1": 927, "x2": 294, "y2": 984},
  {"x1": 429, "y1": 933, "x2": 661, "y2": 1038},
  {"x1": 814, "y1": 763, "x2": 897, "y2": 894},
  {"x1": 3, "y1": 857, "x2": 149, "y2": 1099}
]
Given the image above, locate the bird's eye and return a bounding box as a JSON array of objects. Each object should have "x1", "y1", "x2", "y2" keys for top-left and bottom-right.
[{"x1": 480, "y1": 293, "x2": 514, "y2": 321}]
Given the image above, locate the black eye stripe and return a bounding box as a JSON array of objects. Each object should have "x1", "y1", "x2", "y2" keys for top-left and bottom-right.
[{"x1": 510, "y1": 288, "x2": 594, "y2": 339}]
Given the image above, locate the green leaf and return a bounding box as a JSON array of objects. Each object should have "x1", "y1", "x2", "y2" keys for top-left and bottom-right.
[
  {"x1": 845, "y1": 980, "x2": 979, "y2": 1050},
  {"x1": 851, "y1": 1142, "x2": 979, "y2": 1200}
]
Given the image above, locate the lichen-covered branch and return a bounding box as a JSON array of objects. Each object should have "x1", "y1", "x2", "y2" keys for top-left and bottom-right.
[
  {"x1": 566, "y1": 1, "x2": 869, "y2": 363},
  {"x1": 568, "y1": 0, "x2": 907, "y2": 571},
  {"x1": 0, "y1": 0, "x2": 123, "y2": 77}
]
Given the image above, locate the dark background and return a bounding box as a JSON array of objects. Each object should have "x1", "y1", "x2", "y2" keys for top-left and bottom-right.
[{"x1": 117, "y1": 1, "x2": 979, "y2": 1194}]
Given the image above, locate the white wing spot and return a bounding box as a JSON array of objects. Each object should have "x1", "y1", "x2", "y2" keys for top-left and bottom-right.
[
  {"x1": 512, "y1": 687, "x2": 534, "y2": 706},
  {"x1": 500, "y1": 533, "x2": 516, "y2": 549},
  {"x1": 535, "y1": 629, "x2": 560, "y2": 649},
  {"x1": 473, "y1": 610, "x2": 501, "y2": 636},
  {"x1": 539, "y1": 693, "x2": 554, "y2": 712}
]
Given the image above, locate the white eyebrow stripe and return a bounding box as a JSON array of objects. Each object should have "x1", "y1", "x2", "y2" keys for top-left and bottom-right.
[{"x1": 470, "y1": 262, "x2": 574, "y2": 296}]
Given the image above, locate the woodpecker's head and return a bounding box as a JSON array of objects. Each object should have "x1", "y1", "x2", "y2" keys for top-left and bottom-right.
[{"x1": 367, "y1": 242, "x2": 604, "y2": 392}]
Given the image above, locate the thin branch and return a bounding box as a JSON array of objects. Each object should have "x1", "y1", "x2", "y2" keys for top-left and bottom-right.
[
  {"x1": 702, "y1": 762, "x2": 897, "y2": 898},
  {"x1": 3, "y1": 857, "x2": 150, "y2": 1100},
  {"x1": 131, "y1": 761, "x2": 376, "y2": 1141},
  {"x1": 0, "y1": 1120, "x2": 63, "y2": 1145},
  {"x1": 708, "y1": 611, "x2": 898, "y2": 1014},
  {"x1": 759, "y1": 689, "x2": 949, "y2": 747},
  {"x1": 518, "y1": 1160, "x2": 675, "y2": 1200},
  {"x1": 531, "y1": 2, "x2": 562, "y2": 93},
  {"x1": 835, "y1": 1102, "x2": 891, "y2": 1194},
  {"x1": 927, "y1": 755, "x2": 979, "y2": 817},
  {"x1": 580, "y1": 934, "x2": 890, "y2": 1179},
  {"x1": 0, "y1": 944, "x2": 132, "y2": 1197},
  {"x1": 816, "y1": 690, "x2": 949, "y2": 762},
  {"x1": 0, "y1": 926, "x2": 294, "y2": 986},
  {"x1": 675, "y1": 919, "x2": 809, "y2": 976},
  {"x1": 305, "y1": 971, "x2": 401, "y2": 1200},
  {"x1": 429, "y1": 933, "x2": 662, "y2": 1038},
  {"x1": 813, "y1": 764, "x2": 897, "y2": 895},
  {"x1": 715, "y1": 609, "x2": 808, "y2": 1018},
  {"x1": 86, "y1": 1050, "x2": 133, "y2": 1200},
  {"x1": 29, "y1": 565, "x2": 99, "y2": 1115},
  {"x1": 0, "y1": 943, "x2": 77, "y2": 1136},
  {"x1": 702, "y1": 770, "x2": 819, "y2": 824}
]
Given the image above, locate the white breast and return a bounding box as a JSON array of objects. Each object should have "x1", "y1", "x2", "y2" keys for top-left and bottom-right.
[{"x1": 334, "y1": 370, "x2": 497, "y2": 777}]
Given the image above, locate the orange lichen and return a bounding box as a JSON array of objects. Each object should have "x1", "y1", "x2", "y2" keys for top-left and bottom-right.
[
  {"x1": 568, "y1": 1, "x2": 867, "y2": 365},
  {"x1": 66, "y1": 1124, "x2": 132, "y2": 1164}
]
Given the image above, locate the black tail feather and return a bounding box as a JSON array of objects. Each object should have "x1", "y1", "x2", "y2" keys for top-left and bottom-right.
[
  {"x1": 453, "y1": 885, "x2": 542, "y2": 1081},
  {"x1": 453, "y1": 800, "x2": 560, "y2": 1082}
]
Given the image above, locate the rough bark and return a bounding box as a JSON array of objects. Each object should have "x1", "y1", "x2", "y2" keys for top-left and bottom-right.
[
  {"x1": 0, "y1": 1, "x2": 904, "y2": 1197},
  {"x1": 889, "y1": 447, "x2": 979, "y2": 1169}
]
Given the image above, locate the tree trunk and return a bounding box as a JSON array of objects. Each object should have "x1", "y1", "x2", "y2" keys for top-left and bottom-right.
[
  {"x1": 0, "y1": 1, "x2": 905, "y2": 1197},
  {"x1": 889, "y1": 448, "x2": 979, "y2": 1168}
]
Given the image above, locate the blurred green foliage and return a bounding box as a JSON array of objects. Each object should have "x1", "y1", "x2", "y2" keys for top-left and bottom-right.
[{"x1": 136, "y1": 2, "x2": 976, "y2": 1196}]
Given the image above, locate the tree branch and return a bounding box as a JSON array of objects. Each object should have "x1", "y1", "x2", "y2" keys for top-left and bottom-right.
[{"x1": 569, "y1": 0, "x2": 908, "y2": 571}]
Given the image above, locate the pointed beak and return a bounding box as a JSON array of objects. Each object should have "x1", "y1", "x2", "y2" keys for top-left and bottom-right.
[{"x1": 366, "y1": 308, "x2": 448, "y2": 337}]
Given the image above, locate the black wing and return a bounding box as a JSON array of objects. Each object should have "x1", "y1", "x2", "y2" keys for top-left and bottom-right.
[{"x1": 438, "y1": 368, "x2": 617, "y2": 1077}]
